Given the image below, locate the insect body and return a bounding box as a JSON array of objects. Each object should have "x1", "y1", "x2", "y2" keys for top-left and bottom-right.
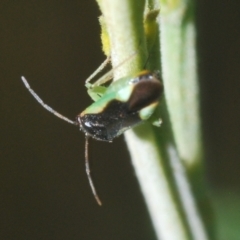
[
  {"x1": 21, "y1": 69, "x2": 163, "y2": 206},
  {"x1": 78, "y1": 70, "x2": 163, "y2": 141}
]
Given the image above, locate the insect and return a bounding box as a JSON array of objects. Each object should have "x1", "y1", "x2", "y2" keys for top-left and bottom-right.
[{"x1": 21, "y1": 59, "x2": 163, "y2": 206}]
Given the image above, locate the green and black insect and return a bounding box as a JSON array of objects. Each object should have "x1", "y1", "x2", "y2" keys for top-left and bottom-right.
[{"x1": 21, "y1": 60, "x2": 163, "y2": 205}]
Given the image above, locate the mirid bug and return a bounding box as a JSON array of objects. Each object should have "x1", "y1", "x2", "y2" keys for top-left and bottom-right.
[
  {"x1": 78, "y1": 70, "x2": 163, "y2": 141},
  {"x1": 21, "y1": 64, "x2": 163, "y2": 206}
]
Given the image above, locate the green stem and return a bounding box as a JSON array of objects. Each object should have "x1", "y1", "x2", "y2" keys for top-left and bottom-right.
[
  {"x1": 96, "y1": 0, "x2": 210, "y2": 239},
  {"x1": 159, "y1": 0, "x2": 214, "y2": 237},
  {"x1": 159, "y1": 0, "x2": 202, "y2": 169}
]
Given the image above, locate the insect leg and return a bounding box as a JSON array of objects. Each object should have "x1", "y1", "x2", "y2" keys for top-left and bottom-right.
[
  {"x1": 85, "y1": 56, "x2": 111, "y2": 84},
  {"x1": 91, "y1": 51, "x2": 137, "y2": 87}
]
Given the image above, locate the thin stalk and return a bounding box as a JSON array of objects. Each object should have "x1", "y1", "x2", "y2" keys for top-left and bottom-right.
[
  {"x1": 158, "y1": 0, "x2": 214, "y2": 237},
  {"x1": 159, "y1": 0, "x2": 203, "y2": 169},
  {"x1": 96, "y1": 0, "x2": 210, "y2": 239}
]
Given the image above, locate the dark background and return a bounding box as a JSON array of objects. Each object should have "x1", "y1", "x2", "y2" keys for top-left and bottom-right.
[{"x1": 0, "y1": 1, "x2": 240, "y2": 239}]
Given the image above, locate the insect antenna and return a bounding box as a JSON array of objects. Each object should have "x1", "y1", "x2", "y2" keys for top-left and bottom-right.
[
  {"x1": 21, "y1": 76, "x2": 77, "y2": 125},
  {"x1": 85, "y1": 135, "x2": 102, "y2": 206}
]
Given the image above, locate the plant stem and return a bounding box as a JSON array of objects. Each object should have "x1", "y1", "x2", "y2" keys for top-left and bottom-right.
[
  {"x1": 96, "y1": 0, "x2": 210, "y2": 239},
  {"x1": 158, "y1": 0, "x2": 214, "y2": 237},
  {"x1": 159, "y1": 0, "x2": 202, "y2": 168}
]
